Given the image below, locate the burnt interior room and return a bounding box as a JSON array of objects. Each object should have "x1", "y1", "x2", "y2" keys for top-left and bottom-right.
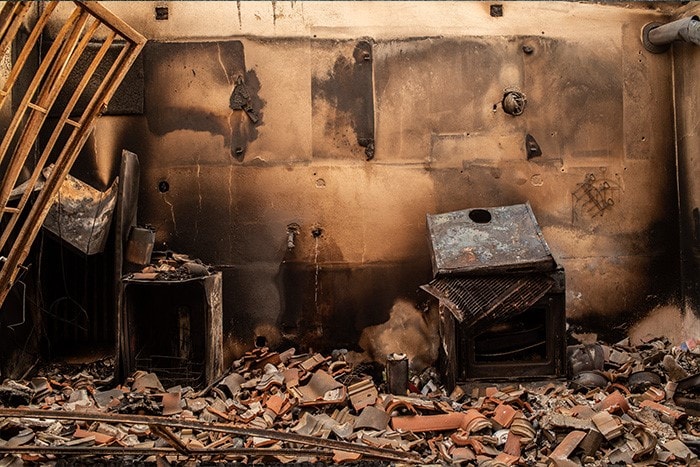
[{"x1": 0, "y1": 1, "x2": 699, "y2": 464}]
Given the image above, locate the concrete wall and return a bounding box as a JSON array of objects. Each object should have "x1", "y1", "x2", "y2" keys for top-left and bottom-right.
[
  {"x1": 676, "y1": 4, "x2": 700, "y2": 314},
  {"x1": 43, "y1": 1, "x2": 682, "y2": 361}
]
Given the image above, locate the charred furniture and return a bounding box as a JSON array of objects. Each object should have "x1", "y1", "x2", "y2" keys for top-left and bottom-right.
[
  {"x1": 120, "y1": 273, "x2": 224, "y2": 388},
  {"x1": 421, "y1": 203, "x2": 566, "y2": 389}
]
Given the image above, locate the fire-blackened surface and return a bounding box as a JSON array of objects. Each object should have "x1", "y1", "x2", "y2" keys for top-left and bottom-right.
[
  {"x1": 312, "y1": 39, "x2": 375, "y2": 159},
  {"x1": 421, "y1": 273, "x2": 554, "y2": 330},
  {"x1": 426, "y1": 203, "x2": 556, "y2": 276}
]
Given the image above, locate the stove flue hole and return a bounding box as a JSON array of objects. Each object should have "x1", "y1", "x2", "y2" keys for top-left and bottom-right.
[{"x1": 469, "y1": 209, "x2": 492, "y2": 223}]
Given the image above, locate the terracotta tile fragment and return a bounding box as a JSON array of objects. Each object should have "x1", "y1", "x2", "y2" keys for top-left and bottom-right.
[
  {"x1": 354, "y1": 406, "x2": 390, "y2": 431},
  {"x1": 492, "y1": 403, "x2": 517, "y2": 428},
  {"x1": 577, "y1": 429, "x2": 604, "y2": 456},
  {"x1": 639, "y1": 400, "x2": 686, "y2": 421},
  {"x1": 591, "y1": 411, "x2": 624, "y2": 440},
  {"x1": 451, "y1": 447, "x2": 475, "y2": 462},
  {"x1": 494, "y1": 452, "x2": 520, "y2": 465},
  {"x1": 347, "y1": 378, "x2": 378, "y2": 412},
  {"x1": 594, "y1": 390, "x2": 629, "y2": 414},
  {"x1": 73, "y1": 428, "x2": 114, "y2": 445},
  {"x1": 549, "y1": 430, "x2": 586, "y2": 460},
  {"x1": 392, "y1": 412, "x2": 466, "y2": 432},
  {"x1": 503, "y1": 432, "x2": 521, "y2": 456},
  {"x1": 332, "y1": 450, "x2": 362, "y2": 463},
  {"x1": 161, "y1": 391, "x2": 182, "y2": 416},
  {"x1": 266, "y1": 393, "x2": 286, "y2": 415}
]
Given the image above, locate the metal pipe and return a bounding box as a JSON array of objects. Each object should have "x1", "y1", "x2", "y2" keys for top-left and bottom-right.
[
  {"x1": 0, "y1": 407, "x2": 420, "y2": 463},
  {"x1": 643, "y1": 16, "x2": 700, "y2": 53}
]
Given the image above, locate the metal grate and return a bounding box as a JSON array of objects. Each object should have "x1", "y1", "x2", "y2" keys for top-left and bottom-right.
[
  {"x1": 421, "y1": 274, "x2": 554, "y2": 331},
  {"x1": 135, "y1": 352, "x2": 204, "y2": 389}
]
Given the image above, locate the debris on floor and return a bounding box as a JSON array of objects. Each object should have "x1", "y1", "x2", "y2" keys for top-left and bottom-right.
[
  {"x1": 127, "y1": 251, "x2": 215, "y2": 282},
  {"x1": 0, "y1": 334, "x2": 699, "y2": 465}
]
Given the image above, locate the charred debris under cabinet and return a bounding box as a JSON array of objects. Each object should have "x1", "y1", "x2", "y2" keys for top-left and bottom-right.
[{"x1": 0, "y1": 1, "x2": 700, "y2": 465}]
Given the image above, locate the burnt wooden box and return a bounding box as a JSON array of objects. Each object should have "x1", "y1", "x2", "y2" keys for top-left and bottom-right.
[{"x1": 120, "y1": 273, "x2": 224, "y2": 388}]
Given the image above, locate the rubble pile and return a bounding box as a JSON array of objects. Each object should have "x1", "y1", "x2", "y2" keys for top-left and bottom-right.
[
  {"x1": 128, "y1": 252, "x2": 214, "y2": 281},
  {"x1": 0, "y1": 336, "x2": 699, "y2": 465}
]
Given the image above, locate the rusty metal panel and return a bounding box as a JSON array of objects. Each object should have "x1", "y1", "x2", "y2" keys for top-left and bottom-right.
[
  {"x1": 421, "y1": 273, "x2": 554, "y2": 330},
  {"x1": 426, "y1": 203, "x2": 555, "y2": 276}
]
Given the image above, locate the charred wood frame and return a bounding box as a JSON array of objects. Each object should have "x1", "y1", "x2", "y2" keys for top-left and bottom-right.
[
  {"x1": 0, "y1": 1, "x2": 146, "y2": 309},
  {"x1": 120, "y1": 273, "x2": 224, "y2": 387}
]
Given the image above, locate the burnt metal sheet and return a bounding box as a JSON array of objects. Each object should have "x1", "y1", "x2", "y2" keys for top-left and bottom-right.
[
  {"x1": 115, "y1": 150, "x2": 140, "y2": 382},
  {"x1": 426, "y1": 203, "x2": 555, "y2": 276},
  {"x1": 42, "y1": 166, "x2": 118, "y2": 255},
  {"x1": 420, "y1": 273, "x2": 554, "y2": 329}
]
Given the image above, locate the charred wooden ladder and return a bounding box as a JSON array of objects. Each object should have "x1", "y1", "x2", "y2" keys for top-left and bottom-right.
[{"x1": 0, "y1": 1, "x2": 145, "y2": 308}]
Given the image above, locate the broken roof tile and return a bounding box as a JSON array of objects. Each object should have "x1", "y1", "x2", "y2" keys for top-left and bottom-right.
[
  {"x1": 492, "y1": 403, "x2": 517, "y2": 428},
  {"x1": 354, "y1": 406, "x2": 390, "y2": 432}
]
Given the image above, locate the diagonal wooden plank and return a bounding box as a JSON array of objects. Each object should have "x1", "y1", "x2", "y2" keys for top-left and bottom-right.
[
  {"x1": 0, "y1": 2, "x2": 58, "y2": 110},
  {"x1": 0, "y1": 30, "x2": 118, "y2": 252},
  {"x1": 0, "y1": 2, "x2": 31, "y2": 60},
  {"x1": 0, "y1": 14, "x2": 98, "y2": 219},
  {"x1": 0, "y1": 1, "x2": 146, "y2": 309},
  {"x1": 0, "y1": 6, "x2": 82, "y2": 169}
]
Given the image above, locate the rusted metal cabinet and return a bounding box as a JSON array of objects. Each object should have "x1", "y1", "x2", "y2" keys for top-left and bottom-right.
[
  {"x1": 422, "y1": 204, "x2": 567, "y2": 389},
  {"x1": 120, "y1": 273, "x2": 223, "y2": 388},
  {"x1": 449, "y1": 269, "x2": 566, "y2": 385}
]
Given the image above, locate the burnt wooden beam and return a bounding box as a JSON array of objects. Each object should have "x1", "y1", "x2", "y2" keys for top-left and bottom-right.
[{"x1": 0, "y1": 1, "x2": 146, "y2": 309}]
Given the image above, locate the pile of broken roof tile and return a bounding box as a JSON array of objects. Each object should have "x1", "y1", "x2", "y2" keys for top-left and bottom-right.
[{"x1": 0, "y1": 336, "x2": 699, "y2": 465}]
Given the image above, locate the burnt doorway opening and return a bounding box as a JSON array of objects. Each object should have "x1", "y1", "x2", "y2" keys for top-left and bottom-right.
[{"x1": 37, "y1": 232, "x2": 116, "y2": 362}]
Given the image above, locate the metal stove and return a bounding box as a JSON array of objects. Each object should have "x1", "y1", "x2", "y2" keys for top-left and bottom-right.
[{"x1": 421, "y1": 203, "x2": 566, "y2": 389}]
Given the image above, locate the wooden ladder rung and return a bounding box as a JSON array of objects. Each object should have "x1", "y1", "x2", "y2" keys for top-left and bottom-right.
[
  {"x1": 2, "y1": 207, "x2": 20, "y2": 213},
  {"x1": 65, "y1": 118, "x2": 81, "y2": 128},
  {"x1": 27, "y1": 102, "x2": 48, "y2": 113}
]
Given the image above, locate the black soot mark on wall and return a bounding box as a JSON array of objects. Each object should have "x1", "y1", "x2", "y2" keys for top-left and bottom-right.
[
  {"x1": 229, "y1": 69, "x2": 265, "y2": 161},
  {"x1": 144, "y1": 41, "x2": 263, "y2": 157},
  {"x1": 312, "y1": 40, "x2": 375, "y2": 159}
]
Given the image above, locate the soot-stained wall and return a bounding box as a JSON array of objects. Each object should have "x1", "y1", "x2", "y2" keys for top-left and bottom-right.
[
  {"x1": 676, "y1": 4, "x2": 700, "y2": 314},
  {"x1": 45, "y1": 1, "x2": 682, "y2": 362}
]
